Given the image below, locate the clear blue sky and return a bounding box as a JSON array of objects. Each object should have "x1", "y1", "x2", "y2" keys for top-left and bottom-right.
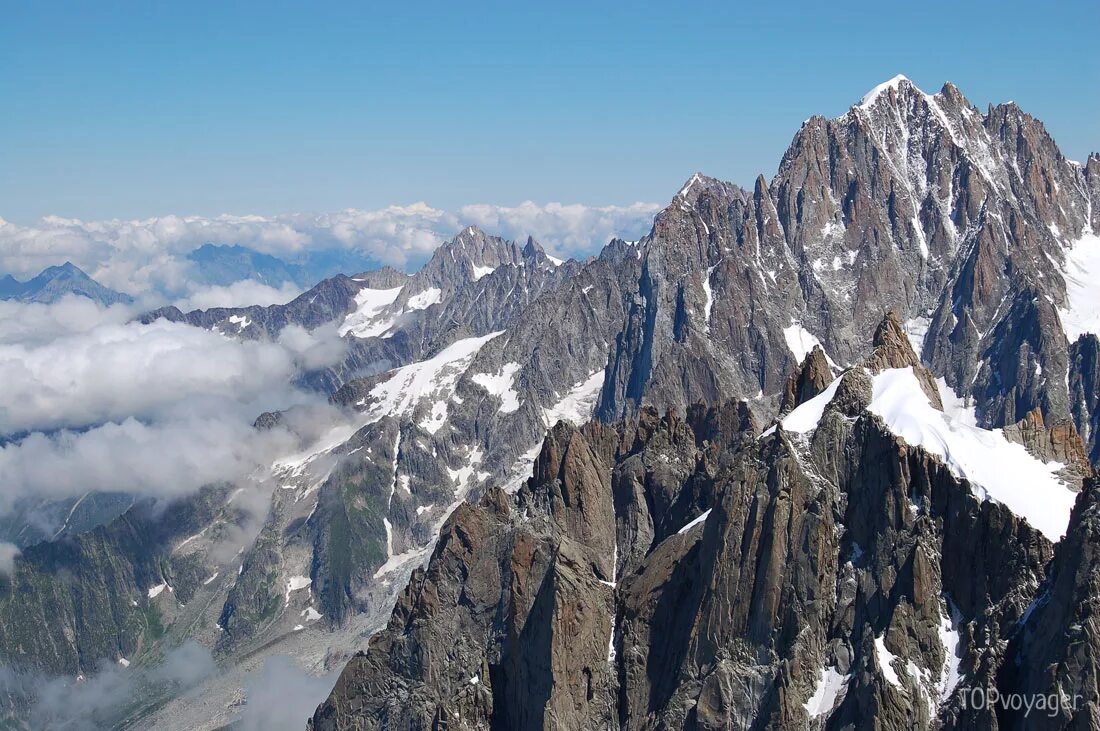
[{"x1": 1, "y1": 0, "x2": 1097, "y2": 223}]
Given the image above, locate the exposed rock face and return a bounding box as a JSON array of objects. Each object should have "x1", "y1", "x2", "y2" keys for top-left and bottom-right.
[
  {"x1": 0, "y1": 487, "x2": 229, "y2": 675},
  {"x1": 595, "y1": 77, "x2": 1098, "y2": 469},
  {"x1": 1001, "y1": 477, "x2": 1100, "y2": 729},
  {"x1": 309, "y1": 392, "x2": 1070, "y2": 729},
  {"x1": 1002, "y1": 408, "x2": 1092, "y2": 485},
  {"x1": 781, "y1": 345, "x2": 834, "y2": 413},
  {"x1": 308, "y1": 317, "x2": 1092, "y2": 730},
  {"x1": 1069, "y1": 334, "x2": 1100, "y2": 464}
]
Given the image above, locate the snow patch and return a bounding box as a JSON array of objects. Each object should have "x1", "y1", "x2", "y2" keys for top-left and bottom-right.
[
  {"x1": 804, "y1": 665, "x2": 850, "y2": 718},
  {"x1": 676, "y1": 509, "x2": 712, "y2": 535},
  {"x1": 366, "y1": 332, "x2": 503, "y2": 425},
  {"x1": 938, "y1": 598, "x2": 964, "y2": 702},
  {"x1": 471, "y1": 264, "x2": 496, "y2": 281},
  {"x1": 471, "y1": 362, "x2": 523, "y2": 413},
  {"x1": 764, "y1": 375, "x2": 842, "y2": 436},
  {"x1": 227, "y1": 314, "x2": 251, "y2": 330},
  {"x1": 875, "y1": 635, "x2": 902, "y2": 688},
  {"x1": 903, "y1": 316, "x2": 931, "y2": 359},
  {"x1": 542, "y1": 369, "x2": 605, "y2": 427},
  {"x1": 284, "y1": 575, "x2": 312, "y2": 606},
  {"x1": 406, "y1": 287, "x2": 442, "y2": 311},
  {"x1": 338, "y1": 286, "x2": 403, "y2": 338},
  {"x1": 859, "y1": 74, "x2": 912, "y2": 109},
  {"x1": 783, "y1": 322, "x2": 824, "y2": 363},
  {"x1": 870, "y1": 368, "x2": 1077, "y2": 541},
  {"x1": 701, "y1": 265, "x2": 716, "y2": 332},
  {"x1": 1059, "y1": 233, "x2": 1100, "y2": 341},
  {"x1": 935, "y1": 377, "x2": 978, "y2": 427}
]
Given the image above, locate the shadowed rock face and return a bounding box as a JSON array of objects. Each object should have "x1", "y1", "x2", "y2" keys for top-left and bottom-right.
[
  {"x1": 307, "y1": 402, "x2": 1089, "y2": 729},
  {"x1": 781, "y1": 345, "x2": 834, "y2": 414},
  {"x1": 1001, "y1": 477, "x2": 1100, "y2": 730},
  {"x1": 307, "y1": 317, "x2": 1096, "y2": 730},
  {"x1": 594, "y1": 78, "x2": 1099, "y2": 464}
]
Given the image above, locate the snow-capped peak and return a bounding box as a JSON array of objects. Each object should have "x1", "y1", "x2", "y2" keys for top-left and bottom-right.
[{"x1": 858, "y1": 74, "x2": 917, "y2": 109}]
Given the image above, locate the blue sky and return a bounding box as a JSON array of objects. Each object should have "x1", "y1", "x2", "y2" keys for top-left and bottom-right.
[{"x1": 1, "y1": 0, "x2": 1097, "y2": 223}]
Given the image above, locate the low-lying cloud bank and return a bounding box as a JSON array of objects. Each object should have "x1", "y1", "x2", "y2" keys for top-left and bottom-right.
[
  {"x1": 0, "y1": 646, "x2": 334, "y2": 731},
  {"x1": 0, "y1": 297, "x2": 347, "y2": 520},
  {"x1": 0, "y1": 200, "x2": 660, "y2": 299},
  {"x1": 172, "y1": 280, "x2": 304, "y2": 312},
  {"x1": 0, "y1": 641, "x2": 216, "y2": 730}
]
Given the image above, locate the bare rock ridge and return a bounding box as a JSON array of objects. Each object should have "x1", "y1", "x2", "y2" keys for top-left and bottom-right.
[{"x1": 310, "y1": 314, "x2": 1098, "y2": 730}]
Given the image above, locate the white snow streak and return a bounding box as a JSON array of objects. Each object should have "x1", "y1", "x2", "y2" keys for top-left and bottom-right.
[
  {"x1": 676, "y1": 509, "x2": 712, "y2": 535},
  {"x1": 471, "y1": 362, "x2": 523, "y2": 413},
  {"x1": 1059, "y1": 233, "x2": 1100, "y2": 342}
]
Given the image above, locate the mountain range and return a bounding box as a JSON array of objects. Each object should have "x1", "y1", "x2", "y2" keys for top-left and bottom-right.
[
  {"x1": 1, "y1": 75, "x2": 1098, "y2": 730},
  {"x1": 186, "y1": 243, "x2": 381, "y2": 290},
  {"x1": 0, "y1": 261, "x2": 133, "y2": 306}
]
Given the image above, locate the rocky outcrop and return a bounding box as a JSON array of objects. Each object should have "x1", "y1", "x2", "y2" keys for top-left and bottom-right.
[
  {"x1": 595, "y1": 77, "x2": 1097, "y2": 469},
  {"x1": 1000, "y1": 476, "x2": 1100, "y2": 729},
  {"x1": 1002, "y1": 408, "x2": 1092, "y2": 485},
  {"x1": 308, "y1": 317, "x2": 1073, "y2": 729},
  {"x1": 781, "y1": 345, "x2": 834, "y2": 413},
  {"x1": 1069, "y1": 334, "x2": 1100, "y2": 464}
]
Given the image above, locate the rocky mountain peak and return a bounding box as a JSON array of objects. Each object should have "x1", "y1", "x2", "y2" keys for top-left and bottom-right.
[
  {"x1": 0, "y1": 261, "x2": 133, "y2": 305},
  {"x1": 855, "y1": 73, "x2": 918, "y2": 109},
  {"x1": 781, "y1": 345, "x2": 834, "y2": 413},
  {"x1": 521, "y1": 234, "x2": 545, "y2": 259}
]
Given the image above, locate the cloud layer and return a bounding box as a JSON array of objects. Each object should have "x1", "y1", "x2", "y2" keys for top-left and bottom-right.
[
  {"x1": 0, "y1": 200, "x2": 660, "y2": 298},
  {"x1": 0, "y1": 317, "x2": 300, "y2": 433},
  {"x1": 172, "y1": 280, "x2": 304, "y2": 311},
  {"x1": 0, "y1": 298, "x2": 345, "y2": 517}
]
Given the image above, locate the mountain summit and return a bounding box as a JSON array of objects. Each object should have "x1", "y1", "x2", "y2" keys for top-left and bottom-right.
[{"x1": 0, "y1": 262, "x2": 133, "y2": 306}]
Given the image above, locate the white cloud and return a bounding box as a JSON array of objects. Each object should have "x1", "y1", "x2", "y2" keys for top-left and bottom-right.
[
  {"x1": 277, "y1": 322, "x2": 348, "y2": 371},
  {"x1": 0, "y1": 542, "x2": 19, "y2": 576},
  {"x1": 0, "y1": 296, "x2": 136, "y2": 346},
  {"x1": 0, "y1": 298, "x2": 350, "y2": 516},
  {"x1": 0, "y1": 417, "x2": 294, "y2": 514},
  {"x1": 0, "y1": 201, "x2": 659, "y2": 297},
  {"x1": 0, "y1": 316, "x2": 300, "y2": 434},
  {"x1": 173, "y1": 280, "x2": 303, "y2": 312},
  {"x1": 1, "y1": 640, "x2": 216, "y2": 729},
  {"x1": 459, "y1": 200, "x2": 661, "y2": 259},
  {"x1": 235, "y1": 656, "x2": 340, "y2": 731}
]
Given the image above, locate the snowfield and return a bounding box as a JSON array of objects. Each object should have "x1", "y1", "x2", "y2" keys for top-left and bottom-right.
[
  {"x1": 1059, "y1": 232, "x2": 1100, "y2": 342},
  {"x1": 772, "y1": 367, "x2": 1078, "y2": 542},
  {"x1": 338, "y1": 286, "x2": 403, "y2": 338}
]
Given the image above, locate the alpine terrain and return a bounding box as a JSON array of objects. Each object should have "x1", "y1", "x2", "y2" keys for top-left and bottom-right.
[{"x1": 1, "y1": 75, "x2": 1098, "y2": 730}]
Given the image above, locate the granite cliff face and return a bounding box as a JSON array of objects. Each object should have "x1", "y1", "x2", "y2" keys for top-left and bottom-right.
[
  {"x1": 310, "y1": 320, "x2": 1094, "y2": 729},
  {"x1": 598, "y1": 77, "x2": 1099, "y2": 464}
]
